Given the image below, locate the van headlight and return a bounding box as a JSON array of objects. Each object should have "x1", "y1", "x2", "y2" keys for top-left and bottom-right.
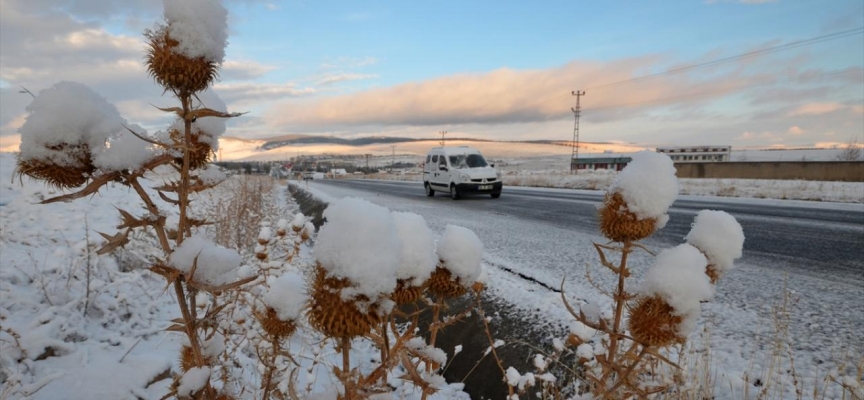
[{"x1": 460, "y1": 173, "x2": 470, "y2": 182}]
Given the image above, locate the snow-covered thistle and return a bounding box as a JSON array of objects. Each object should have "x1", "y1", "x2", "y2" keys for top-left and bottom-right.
[
  {"x1": 552, "y1": 151, "x2": 746, "y2": 399},
  {"x1": 13, "y1": 1, "x2": 248, "y2": 399}
]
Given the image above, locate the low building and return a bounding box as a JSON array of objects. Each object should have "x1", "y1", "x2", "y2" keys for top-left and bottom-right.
[
  {"x1": 656, "y1": 145, "x2": 731, "y2": 163},
  {"x1": 571, "y1": 156, "x2": 633, "y2": 171}
]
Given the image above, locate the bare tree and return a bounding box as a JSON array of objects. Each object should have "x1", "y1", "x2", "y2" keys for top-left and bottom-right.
[{"x1": 837, "y1": 136, "x2": 863, "y2": 161}]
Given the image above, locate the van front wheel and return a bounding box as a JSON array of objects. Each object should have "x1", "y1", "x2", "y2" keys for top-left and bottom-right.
[
  {"x1": 425, "y1": 182, "x2": 434, "y2": 197},
  {"x1": 450, "y1": 184, "x2": 460, "y2": 200}
]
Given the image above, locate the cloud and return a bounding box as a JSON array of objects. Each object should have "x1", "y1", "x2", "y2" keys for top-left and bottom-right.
[
  {"x1": 213, "y1": 82, "x2": 317, "y2": 105},
  {"x1": 738, "y1": 131, "x2": 782, "y2": 142},
  {"x1": 0, "y1": 134, "x2": 22, "y2": 152},
  {"x1": 320, "y1": 56, "x2": 378, "y2": 69},
  {"x1": 315, "y1": 72, "x2": 378, "y2": 86},
  {"x1": 220, "y1": 60, "x2": 278, "y2": 80},
  {"x1": 266, "y1": 55, "x2": 851, "y2": 130},
  {"x1": 788, "y1": 102, "x2": 845, "y2": 116},
  {"x1": 787, "y1": 126, "x2": 804, "y2": 135}
]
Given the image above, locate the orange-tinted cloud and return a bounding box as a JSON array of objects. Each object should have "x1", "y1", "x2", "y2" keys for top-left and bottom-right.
[
  {"x1": 264, "y1": 56, "x2": 787, "y2": 129},
  {"x1": 788, "y1": 102, "x2": 845, "y2": 116},
  {"x1": 787, "y1": 126, "x2": 805, "y2": 135}
]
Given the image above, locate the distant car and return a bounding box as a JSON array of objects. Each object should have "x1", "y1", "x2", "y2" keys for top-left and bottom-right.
[
  {"x1": 303, "y1": 172, "x2": 314, "y2": 180},
  {"x1": 423, "y1": 146, "x2": 502, "y2": 200}
]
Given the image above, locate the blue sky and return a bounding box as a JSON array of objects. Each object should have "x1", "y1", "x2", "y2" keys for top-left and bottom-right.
[{"x1": 1, "y1": 0, "x2": 862, "y2": 150}]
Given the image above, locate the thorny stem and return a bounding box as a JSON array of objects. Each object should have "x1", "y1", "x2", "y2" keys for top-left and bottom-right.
[
  {"x1": 421, "y1": 295, "x2": 445, "y2": 400},
  {"x1": 128, "y1": 176, "x2": 171, "y2": 254},
  {"x1": 83, "y1": 215, "x2": 92, "y2": 317},
  {"x1": 476, "y1": 298, "x2": 514, "y2": 397},
  {"x1": 380, "y1": 318, "x2": 390, "y2": 379},
  {"x1": 606, "y1": 241, "x2": 631, "y2": 368},
  {"x1": 261, "y1": 337, "x2": 279, "y2": 400},
  {"x1": 603, "y1": 346, "x2": 648, "y2": 399},
  {"x1": 174, "y1": 90, "x2": 212, "y2": 399},
  {"x1": 174, "y1": 279, "x2": 205, "y2": 367},
  {"x1": 178, "y1": 91, "x2": 193, "y2": 242},
  {"x1": 341, "y1": 337, "x2": 351, "y2": 400}
]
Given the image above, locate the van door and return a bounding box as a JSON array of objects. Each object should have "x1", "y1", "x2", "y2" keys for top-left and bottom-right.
[{"x1": 428, "y1": 154, "x2": 445, "y2": 189}]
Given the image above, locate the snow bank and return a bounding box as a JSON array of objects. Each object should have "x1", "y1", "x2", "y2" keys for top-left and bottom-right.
[
  {"x1": 393, "y1": 212, "x2": 437, "y2": 286},
  {"x1": 18, "y1": 81, "x2": 125, "y2": 167},
  {"x1": 263, "y1": 273, "x2": 308, "y2": 321},
  {"x1": 178, "y1": 366, "x2": 211, "y2": 396},
  {"x1": 640, "y1": 244, "x2": 713, "y2": 335},
  {"x1": 163, "y1": 0, "x2": 228, "y2": 63},
  {"x1": 315, "y1": 198, "x2": 400, "y2": 298},
  {"x1": 608, "y1": 151, "x2": 678, "y2": 229},
  {"x1": 685, "y1": 210, "x2": 745, "y2": 275},
  {"x1": 169, "y1": 234, "x2": 242, "y2": 286},
  {"x1": 197, "y1": 165, "x2": 227, "y2": 185},
  {"x1": 436, "y1": 225, "x2": 483, "y2": 283}
]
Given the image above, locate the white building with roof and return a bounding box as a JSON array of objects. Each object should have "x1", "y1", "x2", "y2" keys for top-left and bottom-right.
[{"x1": 656, "y1": 145, "x2": 731, "y2": 163}]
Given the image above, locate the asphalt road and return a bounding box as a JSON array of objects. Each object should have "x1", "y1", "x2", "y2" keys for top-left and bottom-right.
[{"x1": 311, "y1": 179, "x2": 864, "y2": 283}]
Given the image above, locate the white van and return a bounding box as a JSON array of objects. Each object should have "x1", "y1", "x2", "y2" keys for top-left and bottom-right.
[{"x1": 423, "y1": 146, "x2": 502, "y2": 199}]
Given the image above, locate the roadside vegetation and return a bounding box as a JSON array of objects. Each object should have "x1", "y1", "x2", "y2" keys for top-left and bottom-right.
[{"x1": 1, "y1": 1, "x2": 861, "y2": 399}]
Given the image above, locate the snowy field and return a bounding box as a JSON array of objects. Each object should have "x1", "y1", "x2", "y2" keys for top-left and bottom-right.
[
  {"x1": 0, "y1": 153, "x2": 470, "y2": 399},
  {"x1": 1, "y1": 148, "x2": 862, "y2": 399}
]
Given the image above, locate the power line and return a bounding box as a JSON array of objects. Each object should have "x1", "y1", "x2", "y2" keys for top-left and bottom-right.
[
  {"x1": 584, "y1": 27, "x2": 864, "y2": 90},
  {"x1": 582, "y1": 67, "x2": 861, "y2": 112}
]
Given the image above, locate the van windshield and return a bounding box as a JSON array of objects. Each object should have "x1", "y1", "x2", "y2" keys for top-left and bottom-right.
[{"x1": 449, "y1": 154, "x2": 488, "y2": 169}]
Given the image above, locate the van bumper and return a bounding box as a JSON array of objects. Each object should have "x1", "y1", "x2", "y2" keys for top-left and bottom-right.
[{"x1": 455, "y1": 181, "x2": 502, "y2": 195}]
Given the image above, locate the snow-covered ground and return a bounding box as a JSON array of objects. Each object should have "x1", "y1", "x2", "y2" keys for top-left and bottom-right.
[
  {"x1": 0, "y1": 152, "x2": 470, "y2": 399},
  {"x1": 299, "y1": 179, "x2": 864, "y2": 400},
  {"x1": 1, "y1": 148, "x2": 861, "y2": 399}
]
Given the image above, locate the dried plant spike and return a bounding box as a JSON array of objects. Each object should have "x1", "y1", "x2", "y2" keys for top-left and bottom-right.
[
  {"x1": 627, "y1": 295, "x2": 685, "y2": 347},
  {"x1": 705, "y1": 264, "x2": 721, "y2": 284},
  {"x1": 306, "y1": 267, "x2": 381, "y2": 338},
  {"x1": 179, "y1": 345, "x2": 197, "y2": 372},
  {"x1": 145, "y1": 29, "x2": 218, "y2": 94},
  {"x1": 600, "y1": 150, "x2": 679, "y2": 240},
  {"x1": 15, "y1": 81, "x2": 130, "y2": 187},
  {"x1": 15, "y1": 146, "x2": 95, "y2": 189},
  {"x1": 391, "y1": 279, "x2": 424, "y2": 305},
  {"x1": 166, "y1": 128, "x2": 213, "y2": 170},
  {"x1": 258, "y1": 307, "x2": 297, "y2": 338},
  {"x1": 685, "y1": 210, "x2": 745, "y2": 283},
  {"x1": 599, "y1": 192, "x2": 657, "y2": 242},
  {"x1": 427, "y1": 266, "x2": 468, "y2": 298},
  {"x1": 432, "y1": 224, "x2": 484, "y2": 298}
]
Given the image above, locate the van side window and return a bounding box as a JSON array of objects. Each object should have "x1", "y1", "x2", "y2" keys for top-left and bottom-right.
[
  {"x1": 438, "y1": 155, "x2": 447, "y2": 167},
  {"x1": 431, "y1": 155, "x2": 438, "y2": 163},
  {"x1": 426, "y1": 155, "x2": 431, "y2": 163}
]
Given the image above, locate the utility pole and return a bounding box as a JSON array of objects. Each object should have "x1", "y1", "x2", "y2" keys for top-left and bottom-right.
[
  {"x1": 571, "y1": 90, "x2": 585, "y2": 174},
  {"x1": 365, "y1": 153, "x2": 370, "y2": 173},
  {"x1": 390, "y1": 145, "x2": 396, "y2": 172},
  {"x1": 439, "y1": 130, "x2": 448, "y2": 146}
]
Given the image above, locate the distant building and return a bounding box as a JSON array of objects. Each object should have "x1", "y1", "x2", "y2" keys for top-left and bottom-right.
[
  {"x1": 571, "y1": 156, "x2": 632, "y2": 171},
  {"x1": 656, "y1": 145, "x2": 731, "y2": 163}
]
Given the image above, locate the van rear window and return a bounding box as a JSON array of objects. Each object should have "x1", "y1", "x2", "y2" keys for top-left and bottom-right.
[{"x1": 431, "y1": 155, "x2": 438, "y2": 163}]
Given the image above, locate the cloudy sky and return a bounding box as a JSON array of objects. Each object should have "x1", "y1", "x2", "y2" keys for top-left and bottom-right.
[{"x1": 1, "y1": 0, "x2": 862, "y2": 150}]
